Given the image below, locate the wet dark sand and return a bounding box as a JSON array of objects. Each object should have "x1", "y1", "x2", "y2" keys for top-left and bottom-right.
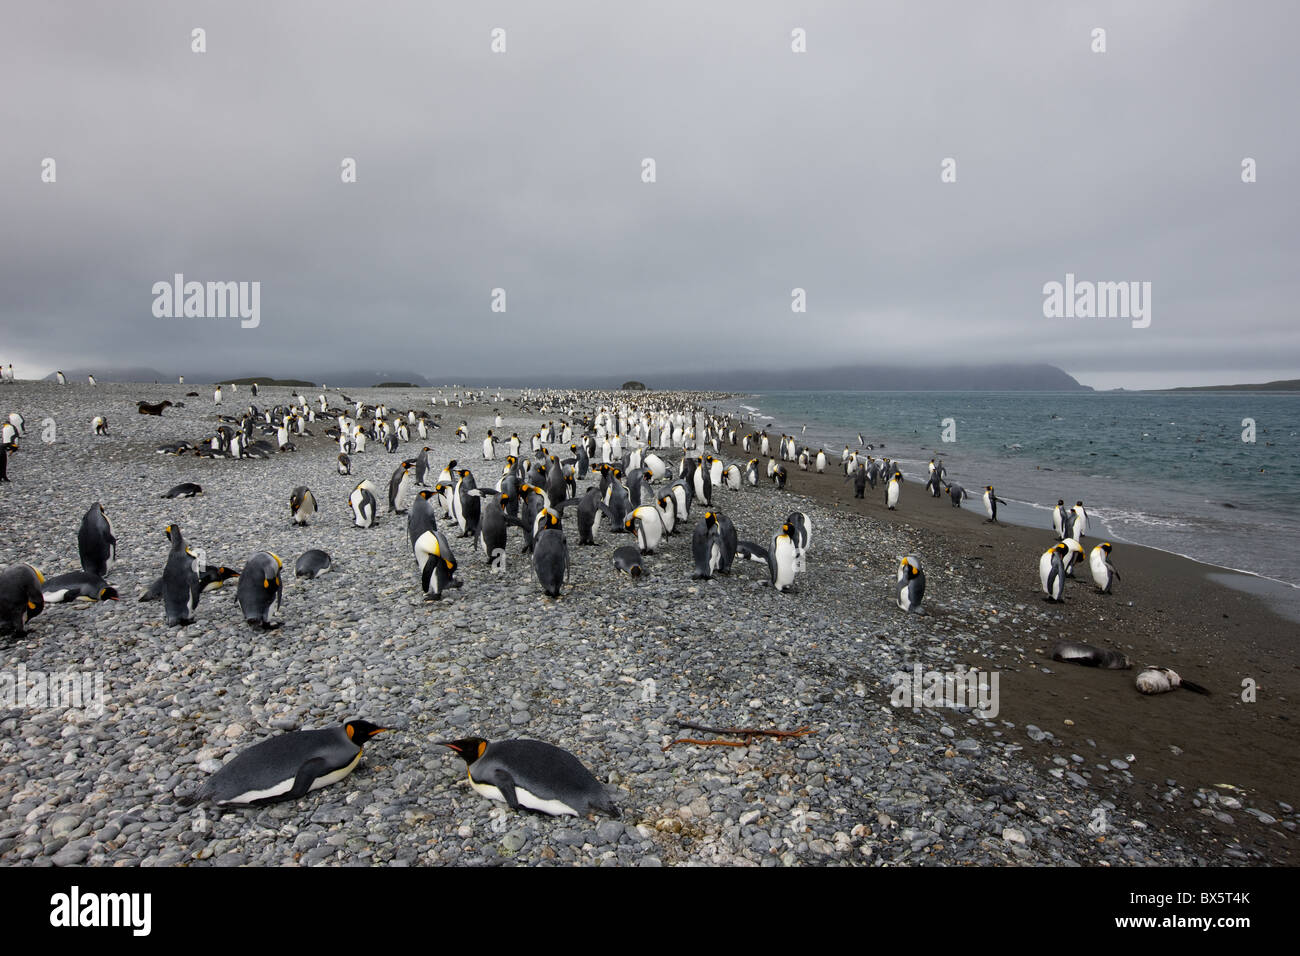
[{"x1": 729, "y1": 440, "x2": 1299, "y2": 863}]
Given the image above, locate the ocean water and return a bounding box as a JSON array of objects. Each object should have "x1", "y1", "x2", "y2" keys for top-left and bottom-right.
[{"x1": 719, "y1": 390, "x2": 1300, "y2": 591}]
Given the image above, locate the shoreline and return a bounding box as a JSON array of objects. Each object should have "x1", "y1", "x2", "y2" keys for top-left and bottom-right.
[
  {"x1": 725, "y1": 392, "x2": 1300, "y2": 615},
  {"x1": 731, "y1": 441, "x2": 1299, "y2": 860}
]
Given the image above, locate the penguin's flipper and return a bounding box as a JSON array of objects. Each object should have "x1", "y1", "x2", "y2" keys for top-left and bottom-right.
[
  {"x1": 736, "y1": 540, "x2": 769, "y2": 563},
  {"x1": 287, "y1": 758, "x2": 330, "y2": 800},
  {"x1": 1179, "y1": 678, "x2": 1211, "y2": 695},
  {"x1": 488, "y1": 769, "x2": 523, "y2": 811}
]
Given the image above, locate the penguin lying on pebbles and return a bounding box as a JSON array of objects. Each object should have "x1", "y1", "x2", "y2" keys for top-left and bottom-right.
[
  {"x1": 162, "y1": 482, "x2": 203, "y2": 499},
  {"x1": 1136, "y1": 667, "x2": 1210, "y2": 695},
  {"x1": 295, "y1": 549, "x2": 332, "y2": 578},
  {"x1": 0, "y1": 564, "x2": 44, "y2": 637},
  {"x1": 438, "y1": 737, "x2": 618, "y2": 818},
  {"x1": 40, "y1": 570, "x2": 119, "y2": 603},
  {"x1": 612, "y1": 545, "x2": 644, "y2": 577},
  {"x1": 1049, "y1": 640, "x2": 1131, "y2": 669},
  {"x1": 182, "y1": 720, "x2": 389, "y2": 806}
]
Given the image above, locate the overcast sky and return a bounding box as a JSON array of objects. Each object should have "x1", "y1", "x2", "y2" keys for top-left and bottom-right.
[{"x1": 2, "y1": 1, "x2": 1296, "y2": 390}]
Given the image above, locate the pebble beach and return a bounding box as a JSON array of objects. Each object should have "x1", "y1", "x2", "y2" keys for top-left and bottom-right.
[{"x1": 1, "y1": 380, "x2": 1295, "y2": 867}]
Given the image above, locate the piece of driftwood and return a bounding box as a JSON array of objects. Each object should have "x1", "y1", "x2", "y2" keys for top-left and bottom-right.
[{"x1": 661, "y1": 721, "x2": 817, "y2": 751}]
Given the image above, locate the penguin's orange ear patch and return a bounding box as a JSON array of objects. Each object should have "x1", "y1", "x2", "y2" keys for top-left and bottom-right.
[{"x1": 477, "y1": 741, "x2": 488, "y2": 759}]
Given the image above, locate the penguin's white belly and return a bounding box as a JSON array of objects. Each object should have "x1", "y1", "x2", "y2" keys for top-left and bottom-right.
[
  {"x1": 469, "y1": 777, "x2": 578, "y2": 817},
  {"x1": 221, "y1": 750, "x2": 362, "y2": 805},
  {"x1": 1039, "y1": 553, "x2": 1054, "y2": 592},
  {"x1": 1090, "y1": 552, "x2": 1110, "y2": 588},
  {"x1": 42, "y1": 588, "x2": 72, "y2": 603}
]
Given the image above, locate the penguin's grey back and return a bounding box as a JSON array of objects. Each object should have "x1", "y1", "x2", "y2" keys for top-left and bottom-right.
[
  {"x1": 478, "y1": 740, "x2": 615, "y2": 814},
  {"x1": 197, "y1": 726, "x2": 357, "y2": 804}
]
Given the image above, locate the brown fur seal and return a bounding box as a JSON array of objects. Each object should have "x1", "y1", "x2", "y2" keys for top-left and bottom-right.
[{"x1": 1049, "y1": 640, "x2": 1131, "y2": 669}]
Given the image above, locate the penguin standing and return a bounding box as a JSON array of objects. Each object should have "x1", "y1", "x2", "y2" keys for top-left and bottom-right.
[
  {"x1": 1089, "y1": 542, "x2": 1120, "y2": 593},
  {"x1": 625, "y1": 504, "x2": 667, "y2": 555},
  {"x1": 0, "y1": 440, "x2": 16, "y2": 482},
  {"x1": 183, "y1": 721, "x2": 388, "y2": 806},
  {"x1": 414, "y1": 528, "x2": 461, "y2": 599},
  {"x1": 1069, "y1": 501, "x2": 1089, "y2": 541},
  {"x1": 896, "y1": 556, "x2": 925, "y2": 613},
  {"x1": 214, "y1": 385, "x2": 223, "y2": 405},
  {"x1": 388, "y1": 464, "x2": 414, "y2": 514},
  {"x1": 532, "y1": 527, "x2": 569, "y2": 597},
  {"x1": 1060, "y1": 538, "x2": 1086, "y2": 577},
  {"x1": 737, "y1": 523, "x2": 797, "y2": 592},
  {"x1": 337, "y1": 453, "x2": 351, "y2": 476},
  {"x1": 1039, "y1": 543, "x2": 1067, "y2": 602},
  {"x1": 983, "y1": 486, "x2": 1008, "y2": 523},
  {"x1": 349, "y1": 481, "x2": 378, "y2": 528},
  {"x1": 0, "y1": 564, "x2": 44, "y2": 637},
  {"x1": 92, "y1": 416, "x2": 109, "y2": 435},
  {"x1": 438, "y1": 737, "x2": 618, "y2": 817},
  {"x1": 482, "y1": 430, "x2": 497, "y2": 460},
  {"x1": 290, "y1": 486, "x2": 317, "y2": 526},
  {"x1": 77, "y1": 502, "x2": 117, "y2": 577},
  {"x1": 1052, "y1": 500, "x2": 1067, "y2": 540},
  {"x1": 690, "y1": 512, "x2": 724, "y2": 579},
  {"x1": 161, "y1": 524, "x2": 203, "y2": 626},
  {"x1": 236, "y1": 551, "x2": 283, "y2": 629},
  {"x1": 886, "y1": 473, "x2": 902, "y2": 510},
  {"x1": 785, "y1": 511, "x2": 811, "y2": 572}
]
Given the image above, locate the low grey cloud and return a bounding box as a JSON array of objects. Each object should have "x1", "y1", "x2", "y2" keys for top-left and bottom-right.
[{"x1": 1, "y1": 0, "x2": 1295, "y2": 389}]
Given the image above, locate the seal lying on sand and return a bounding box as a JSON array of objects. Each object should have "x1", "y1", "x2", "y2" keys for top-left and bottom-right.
[
  {"x1": 1049, "y1": 640, "x2": 1131, "y2": 669},
  {"x1": 1136, "y1": 667, "x2": 1210, "y2": 695}
]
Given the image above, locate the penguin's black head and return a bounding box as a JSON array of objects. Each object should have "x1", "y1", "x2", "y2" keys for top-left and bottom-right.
[
  {"x1": 345, "y1": 720, "x2": 389, "y2": 743},
  {"x1": 99, "y1": 586, "x2": 120, "y2": 601},
  {"x1": 439, "y1": 737, "x2": 488, "y2": 763}
]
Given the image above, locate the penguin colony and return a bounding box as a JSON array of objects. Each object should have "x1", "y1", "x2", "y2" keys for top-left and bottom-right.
[{"x1": 0, "y1": 382, "x2": 1208, "y2": 826}]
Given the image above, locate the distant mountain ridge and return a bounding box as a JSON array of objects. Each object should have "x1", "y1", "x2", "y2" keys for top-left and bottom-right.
[
  {"x1": 1162, "y1": 378, "x2": 1300, "y2": 392},
  {"x1": 37, "y1": 363, "x2": 1092, "y2": 391},
  {"x1": 644, "y1": 363, "x2": 1092, "y2": 392}
]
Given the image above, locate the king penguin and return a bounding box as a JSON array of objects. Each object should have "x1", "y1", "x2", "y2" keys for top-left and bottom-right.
[
  {"x1": 77, "y1": 502, "x2": 117, "y2": 577},
  {"x1": 0, "y1": 564, "x2": 45, "y2": 637},
  {"x1": 438, "y1": 737, "x2": 618, "y2": 817},
  {"x1": 182, "y1": 721, "x2": 389, "y2": 806},
  {"x1": 236, "y1": 551, "x2": 283, "y2": 629},
  {"x1": 290, "y1": 486, "x2": 317, "y2": 526},
  {"x1": 532, "y1": 526, "x2": 569, "y2": 597},
  {"x1": 1089, "y1": 542, "x2": 1120, "y2": 593},
  {"x1": 896, "y1": 556, "x2": 926, "y2": 613},
  {"x1": 161, "y1": 524, "x2": 203, "y2": 626}
]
